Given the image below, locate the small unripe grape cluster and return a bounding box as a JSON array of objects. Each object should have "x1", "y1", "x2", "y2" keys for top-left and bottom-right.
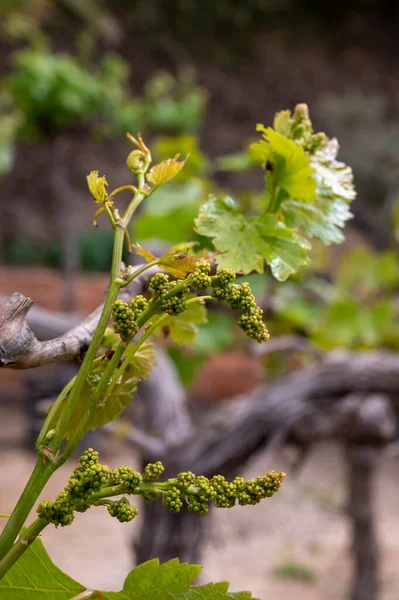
[
  {"x1": 111, "y1": 299, "x2": 139, "y2": 341},
  {"x1": 37, "y1": 492, "x2": 74, "y2": 527},
  {"x1": 237, "y1": 472, "x2": 286, "y2": 506},
  {"x1": 162, "y1": 291, "x2": 187, "y2": 315},
  {"x1": 154, "y1": 469, "x2": 285, "y2": 516},
  {"x1": 211, "y1": 277, "x2": 269, "y2": 343},
  {"x1": 107, "y1": 497, "x2": 138, "y2": 523},
  {"x1": 176, "y1": 471, "x2": 196, "y2": 490},
  {"x1": 37, "y1": 451, "x2": 284, "y2": 528},
  {"x1": 143, "y1": 461, "x2": 165, "y2": 481},
  {"x1": 129, "y1": 295, "x2": 148, "y2": 319},
  {"x1": 149, "y1": 273, "x2": 188, "y2": 315},
  {"x1": 149, "y1": 273, "x2": 172, "y2": 297},
  {"x1": 162, "y1": 487, "x2": 183, "y2": 513},
  {"x1": 110, "y1": 466, "x2": 143, "y2": 493},
  {"x1": 190, "y1": 261, "x2": 212, "y2": 290}
]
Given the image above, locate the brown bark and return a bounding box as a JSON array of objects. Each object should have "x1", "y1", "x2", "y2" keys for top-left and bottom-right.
[{"x1": 347, "y1": 444, "x2": 381, "y2": 600}]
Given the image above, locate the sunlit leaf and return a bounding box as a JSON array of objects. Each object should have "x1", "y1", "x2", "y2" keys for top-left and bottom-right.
[
  {"x1": 0, "y1": 536, "x2": 85, "y2": 599},
  {"x1": 1, "y1": 541, "x2": 259, "y2": 600},
  {"x1": 311, "y1": 138, "x2": 356, "y2": 204},
  {"x1": 158, "y1": 245, "x2": 199, "y2": 278},
  {"x1": 133, "y1": 242, "x2": 157, "y2": 262},
  {"x1": 147, "y1": 154, "x2": 188, "y2": 187},
  {"x1": 281, "y1": 197, "x2": 351, "y2": 245},
  {"x1": 133, "y1": 242, "x2": 199, "y2": 278},
  {"x1": 250, "y1": 128, "x2": 316, "y2": 203},
  {"x1": 195, "y1": 196, "x2": 310, "y2": 280},
  {"x1": 102, "y1": 558, "x2": 259, "y2": 599},
  {"x1": 87, "y1": 170, "x2": 108, "y2": 204}
]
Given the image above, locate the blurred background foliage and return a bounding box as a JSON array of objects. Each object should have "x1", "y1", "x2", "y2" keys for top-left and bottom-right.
[{"x1": 1, "y1": 0, "x2": 399, "y2": 387}]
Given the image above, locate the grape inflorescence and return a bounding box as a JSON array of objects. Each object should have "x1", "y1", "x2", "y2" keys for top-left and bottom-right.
[
  {"x1": 37, "y1": 449, "x2": 285, "y2": 527},
  {"x1": 111, "y1": 260, "x2": 269, "y2": 344}
]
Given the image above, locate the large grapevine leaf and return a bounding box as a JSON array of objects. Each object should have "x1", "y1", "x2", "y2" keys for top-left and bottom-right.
[
  {"x1": 174, "y1": 582, "x2": 257, "y2": 599},
  {"x1": 195, "y1": 196, "x2": 310, "y2": 280},
  {"x1": 281, "y1": 197, "x2": 351, "y2": 245},
  {"x1": 103, "y1": 559, "x2": 259, "y2": 600},
  {"x1": 103, "y1": 559, "x2": 201, "y2": 599},
  {"x1": 64, "y1": 342, "x2": 156, "y2": 437},
  {"x1": 1, "y1": 542, "x2": 259, "y2": 600},
  {"x1": 0, "y1": 536, "x2": 85, "y2": 599}
]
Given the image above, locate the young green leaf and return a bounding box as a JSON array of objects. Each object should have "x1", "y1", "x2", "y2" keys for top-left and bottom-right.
[
  {"x1": 63, "y1": 342, "x2": 156, "y2": 437},
  {"x1": 250, "y1": 128, "x2": 317, "y2": 203},
  {"x1": 0, "y1": 536, "x2": 85, "y2": 599},
  {"x1": 195, "y1": 196, "x2": 310, "y2": 280},
  {"x1": 146, "y1": 154, "x2": 188, "y2": 187},
  {"x1": 279, "y1": 124, "x2": 356, "y2": 245},
  {"x1": 133, "y1": 243, "x2": 199, "y2": 278}
]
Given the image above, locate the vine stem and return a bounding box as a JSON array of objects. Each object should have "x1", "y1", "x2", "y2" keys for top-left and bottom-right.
[
  {"x1": 0, "y1": 241, "x2": 125, "y2": 563},
  {"x1": 0, "y1": 184, "x2": 145, "y2": 561},
  {"x1": 120, "y1": 259, "x2": 159, "y2": 288},
  {"x1": 0, "y1": 518, "x2": 48, "y2": 579},
  {"x1": 49, "y1": 225, "x2": 125, "y2": 461},
  {"x1": 0, "y1": 459, "x2": 53, "y2": 561}
]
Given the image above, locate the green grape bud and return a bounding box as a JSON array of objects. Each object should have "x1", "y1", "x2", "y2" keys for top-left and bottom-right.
[{"x1": 127, "y1": 150, "x2": 146, "y2": 175}]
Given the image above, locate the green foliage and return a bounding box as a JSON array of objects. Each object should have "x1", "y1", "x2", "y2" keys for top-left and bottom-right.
[
  {"x1": 46, "y1": 342, "x2": 156, "y2": 439},
  {"x1": 195, "y1": 196, "x2": 311, "y2": 280},
  {"x1": 0, "y1": 108, "x2": 19, "y2": 177},
  {"x1": 251, "y1": 126, "x2": 317, "y2": 203},
  {"x1": 134, "y1": 135, "x2": 210, "y2": 245},
  {"x1": 196, "y1": 104, "x2": 355, "y2": 281},
  {"x1": 0, "y1": 117, "x2": 355, "y2": 597},
  {"x1": 0, "y1": 538, "x2": 258, "y2": 600},
  {"x1": 4, "y1": 230, "x2": 118, "y2": 271},
  {"x1": 275, "y1": 246, "x2": 399, "y2": 350},
  {"x1": 274, "y1": 560, "x2": 315, "y2": 583},
  {"x1": 0, "y1": 551, "x2": 246, "y2": 600},
  {"x1": 5, "y1": 47, "x2": 206, "y2": 142},
  {"x1": 0, "y1": 535, "x2": 85, "y2": 599}
]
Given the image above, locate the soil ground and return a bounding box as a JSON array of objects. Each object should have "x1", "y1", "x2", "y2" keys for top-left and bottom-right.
[{"x1": 1, "y1": 404, "x2": 399, "y2": 599}]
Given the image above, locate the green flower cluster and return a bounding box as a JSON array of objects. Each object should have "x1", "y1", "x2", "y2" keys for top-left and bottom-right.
[
  {"x1": 143, "y1": 461, "x2": 165, "y2": 481},
  {"x1": 149, "y1": 273, "x2": 171, "y2": 296},
  {"x1": 111, "y1": 300, "x2": 139, "y2": 341},
  {"x1": 110, "y1": 465, "x2": 143, "y2": 493},
  {"x1": 211, "y1": 269, "x2": 269, "y2": 342},
  {"x1": 170, "y1": 469, "x2": 286, "y2": 515},
  {"x1": 37, "y1": 450, "x2": 285, "y2": 527},
  {"x1": 111, "y1": 295, "x2": 148, "y2": 341},
  {"x1": 162, "y1": 487, "x2": 183, "y2": 513},
  {"x1": 149, "y1": 273, "x2": 187, "y2": 315},
  {"x1": 107, "y1": 497, "x2": 138, "y2": 523},
  {"x1": 190, "y1": 261, "x2": 212, "y2": 290},
  {"x1": 111, "y1": 261, "x2": 269, "y2": 343},
  {"x1": 38, "y1": 448, "x2": 110, "y2": 526}
]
